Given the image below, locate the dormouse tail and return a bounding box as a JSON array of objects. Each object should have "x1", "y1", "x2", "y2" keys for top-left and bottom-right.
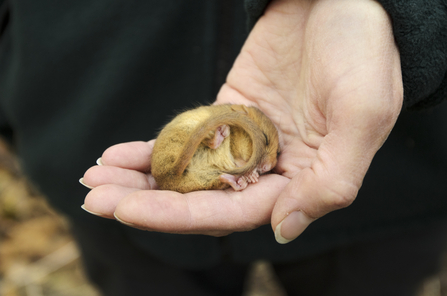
[{"x1": 173, "y1": 106, "x2": 265, "y2": 176}]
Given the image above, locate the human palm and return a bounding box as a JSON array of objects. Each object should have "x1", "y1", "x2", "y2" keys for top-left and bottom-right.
[{"x1": 82, "y1": 0, "x2": 402, "y2": 243}]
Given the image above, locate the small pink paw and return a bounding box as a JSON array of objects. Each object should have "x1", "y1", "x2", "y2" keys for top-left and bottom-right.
[
  {"x1": 208, "y1": 125, "x2": 230, "y2": 149},
  {"x1": 244, "y1": 170, "x2": 259, "y2": 184},
  {"x1": 219, "y1": 173, "x2": 248, "y2": 191},
  {"x1": 237, "y1": 176, "x2": 248, "y2": 188}
]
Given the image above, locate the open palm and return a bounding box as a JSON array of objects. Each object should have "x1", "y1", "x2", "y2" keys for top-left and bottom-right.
[{"x1": 82, "y1": 0, "x2": 403, "y2": 243}]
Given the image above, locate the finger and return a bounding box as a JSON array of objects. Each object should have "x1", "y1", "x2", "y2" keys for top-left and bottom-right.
[
  {"x1": 271, "y1": 100, "x2": 399, "y2": 244},
  {"x1": 82, "y1": 184, "x2": 140, "y2": 219},
  {"x1": 82, "y1": 165, "x2": 157, "y2": 190},
  {"x1": 114, "y1": 174, "x2": 289, "y2": 236},
  {"x1": 100, "y1": 140, "x2": 155, "y2": 172},
  {"x1": 271, "y1": 6, "x2": 403, "y2": 244},
  {"x1": 271, "y1": 137, "x2": 363, "y2": 244}
]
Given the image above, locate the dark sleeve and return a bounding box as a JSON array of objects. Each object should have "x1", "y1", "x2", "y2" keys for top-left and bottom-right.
[
  {"x1": 244, "y1": 0, "x2": 447, "y2": 110},
  {"x1": 378, "y1": 0, "x2": 447, "y2": 110}
]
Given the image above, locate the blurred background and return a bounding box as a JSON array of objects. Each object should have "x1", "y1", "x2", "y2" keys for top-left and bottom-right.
[
  {"x1": 0, "y1": 137, "x2": 445, "y2": 296},
  {"x1": 0, "y1": 138, "x2": 100, "y2": 296}
]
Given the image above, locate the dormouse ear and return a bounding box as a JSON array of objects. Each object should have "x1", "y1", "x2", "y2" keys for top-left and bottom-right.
[{"x1": 230, "y1": 104, "x2": 249, "y2": 115}]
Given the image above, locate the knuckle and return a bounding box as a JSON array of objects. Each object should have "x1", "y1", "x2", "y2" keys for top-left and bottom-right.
[{"x1": 320, "y1": 182, "x2": 358, "y2": 210}]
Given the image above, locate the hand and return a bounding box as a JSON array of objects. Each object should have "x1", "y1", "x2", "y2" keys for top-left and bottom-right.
[{"x1": 82, "y1": 0, "x2": 403, "y2": 242}]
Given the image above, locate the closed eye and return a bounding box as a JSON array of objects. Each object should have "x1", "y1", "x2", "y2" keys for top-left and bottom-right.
[{"x1": 263, "y1": 132, "x2": 269, "y2": 146}]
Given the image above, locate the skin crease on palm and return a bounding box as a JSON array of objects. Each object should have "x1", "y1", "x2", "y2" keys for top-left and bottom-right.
[{"x1": 81, "y1": 0, "x2": 403, "y2": 243}]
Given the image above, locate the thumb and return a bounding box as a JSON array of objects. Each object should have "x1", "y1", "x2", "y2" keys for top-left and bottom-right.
[{"x1": 271, "y1": 119, "x2": 391, "y2": 244}]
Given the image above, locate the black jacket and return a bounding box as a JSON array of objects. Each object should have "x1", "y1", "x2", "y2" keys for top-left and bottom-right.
[{"x1": 0, "y1": 0, "x2": 446, "y2": 268}]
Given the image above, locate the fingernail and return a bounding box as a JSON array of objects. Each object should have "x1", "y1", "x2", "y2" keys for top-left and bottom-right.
[
  {"x1": 275, "y1": 211, "x2": 314, "y2": 244},
  {"x1": 81, "y1": 204, "x2": 107, "y2": 217},
  {"x1": 114, "y1": 213, "x2": 134, "y2": 226},
  {"x1": 113, "y1": 213, "x2": 135, "y2": 227},
  {"x1": 114, "y1": 213, "x2": 147, "y2": 230},
  {"x1": 96, "y1": 158, "x2": 103, "y2": 165},
  {"x1": 79, "y1": 178, "x2": 94, "y2": 189},
  {"x1": 114, "y1": 212, "x2": 141, "y2": 228}
]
